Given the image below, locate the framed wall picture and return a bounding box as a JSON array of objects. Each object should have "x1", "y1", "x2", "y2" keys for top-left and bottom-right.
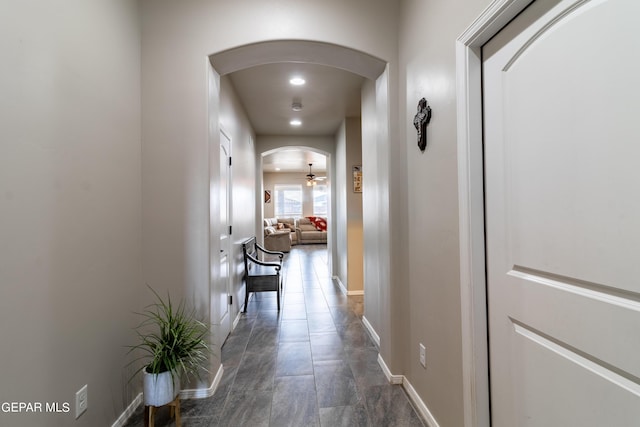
[
  {"x1": 353, "y1": 165, "x2": 362, "y2": 193},
  {"x1": 264, "y1": 190, "x2": 271, "y2": 203}
]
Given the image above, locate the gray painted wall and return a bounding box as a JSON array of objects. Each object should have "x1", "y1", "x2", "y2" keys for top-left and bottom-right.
[
  {"x1": 398, "y1": 0, "x2": 492, "y2": 425},
  {"x1": 335, "y1": 118, "x2": 364, "y2": 293},
  {"x1": 0, "y1": 1, "x2": 142, "y2": 425},
  {"x1": 219, "y1": 75, "x2": 257, "y2": 344}
]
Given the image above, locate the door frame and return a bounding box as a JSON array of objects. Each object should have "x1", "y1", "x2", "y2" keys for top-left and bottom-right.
[{"x1": 455, "y1": 0, "x2": 536, "y2": 426}]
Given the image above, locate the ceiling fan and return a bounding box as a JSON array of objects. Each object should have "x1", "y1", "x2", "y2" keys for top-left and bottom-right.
[{"x1": 306, "y1": 163, "x2": 317, "y2": 186}]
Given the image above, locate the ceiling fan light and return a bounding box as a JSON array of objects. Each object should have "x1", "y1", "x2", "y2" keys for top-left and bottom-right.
[{"x1": 306, "y1": 163, "x2": 317, "y2": 184}]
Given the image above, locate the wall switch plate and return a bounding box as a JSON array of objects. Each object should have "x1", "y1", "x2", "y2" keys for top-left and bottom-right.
[
  {"x1": 75, "y1": 384, "x2": 88, "y2": 419},
  {"x1": 419, "y1": 343, "x2": 426, "y2": 368}
]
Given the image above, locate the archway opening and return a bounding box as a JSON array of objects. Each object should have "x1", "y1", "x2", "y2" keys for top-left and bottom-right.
[
  {"x1": 260, "y1": 146, "x2": 332, "y2": 264},
  {"x1": 207, "y1": 39, "x2": 391, "y2": 366}
]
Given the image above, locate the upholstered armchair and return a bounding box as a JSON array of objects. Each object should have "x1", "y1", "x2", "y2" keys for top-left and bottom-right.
[{"x1": 263, "y1": 227, "x2": 291, "y2": 252}]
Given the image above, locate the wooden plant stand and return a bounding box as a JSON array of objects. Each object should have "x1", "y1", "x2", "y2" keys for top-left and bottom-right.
[{"x1": 144, "y1": 396, "x2": 181, "y2": 427}]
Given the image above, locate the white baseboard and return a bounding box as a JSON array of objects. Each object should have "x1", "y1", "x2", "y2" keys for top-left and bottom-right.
[
  {"x1": 377, "y1": 354, "x2": 440, "y2": 427},
  {"x1": 377, "y1": 354, "x2": 403, "y2": 384},
  {"x1": 333, "y1": 276, "x2": 348, "y2": 295},
  {"x1": 402, "y1": 376, "x2": 440, "y2": 427},
  {"x1": 180, "y1": 363, "x2": 225, "y2": 399},
  {"x1": 232, "y1": 308, "x2": 242, "y2": 330},
  {"x1": 362, "y1": 316, "x2": 380, "y2": 348},
  {"x1": 332, "y1": 276, "x2": 365, "y2": 296},
  {"x1": 113, "y1": 364, "x2": 224, "y2": 426},
  {"x1": 111, "y1": 393, "x2": 142, "y2": 427}
]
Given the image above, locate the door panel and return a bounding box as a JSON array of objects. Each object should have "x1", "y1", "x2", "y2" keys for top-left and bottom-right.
[
  {"x1": 483, "y1": 0, "x2": 640, "y2": 425},
  {"x1": 511, "y1": 323, "x2": 640, "y2": 427}
]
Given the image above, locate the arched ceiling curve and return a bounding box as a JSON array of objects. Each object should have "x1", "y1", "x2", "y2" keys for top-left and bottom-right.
[{"x1": 209, "y1": 40, "x2": 387, "y2": 80}]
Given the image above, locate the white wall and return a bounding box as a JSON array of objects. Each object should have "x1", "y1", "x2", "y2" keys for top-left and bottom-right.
[
  {"x1": 263, "y1": 172, "x2": 324, "y2": 219},
  {"x1": 398, "y1": 0, "x2": 492, "y2": 426},
  {"x1": 0, "y1": 1, "x2": 142, "y2": 425}
]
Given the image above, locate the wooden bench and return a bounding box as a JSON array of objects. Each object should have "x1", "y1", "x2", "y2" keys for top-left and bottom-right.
[{"x1": 242, "y1": 237, "x2": 284, "y2": 312}]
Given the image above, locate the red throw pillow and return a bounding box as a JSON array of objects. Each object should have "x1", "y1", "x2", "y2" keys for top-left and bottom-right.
[{"x1": 306, "y1": 216, "x2": 327, "y2": 231}]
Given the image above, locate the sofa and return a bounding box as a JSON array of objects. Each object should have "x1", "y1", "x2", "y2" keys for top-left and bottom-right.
[
  {"x1": 263, "y1": 216, "x2": 328, "y2": 247},
  {"x1": 263, "y1": 217, "x2": 297, "y2": 252},
  {"x1": 295, "y1": 217, "x2": 327, "y2": 244}
]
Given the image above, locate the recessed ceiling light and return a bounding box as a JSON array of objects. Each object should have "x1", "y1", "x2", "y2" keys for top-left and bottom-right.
[
  {"x1": 275, "y1": 167, "x2": 281, "y2": 171},
  {"x1": 289, "y1": 77, "x2": 305, "y2": 86},
  {"x1": 290, "y1": 119, "x2": 302, "y2": 126}
]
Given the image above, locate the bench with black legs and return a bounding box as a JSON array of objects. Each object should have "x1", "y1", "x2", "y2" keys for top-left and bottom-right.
[{"x1": 242, "y1": 237, "x2": 284, "y2": 312}]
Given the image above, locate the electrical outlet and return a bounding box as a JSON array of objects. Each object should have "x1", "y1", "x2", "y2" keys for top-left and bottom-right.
[
  {"x1": 419, "y1": 343, "x2": 426, "y2": 368},
  {"x1": 75, "y1": 384, "x2": 88, "y2": 419}
]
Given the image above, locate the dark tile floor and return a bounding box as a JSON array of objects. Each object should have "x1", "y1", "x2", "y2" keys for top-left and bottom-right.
[{"x1": 125, "y1": 245, "x2": 424, "y2": 426}]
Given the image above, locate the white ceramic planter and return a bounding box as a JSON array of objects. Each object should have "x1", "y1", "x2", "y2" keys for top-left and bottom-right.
[{"x1": 143, "y1": 370, "x2": 180, "y2": 407}]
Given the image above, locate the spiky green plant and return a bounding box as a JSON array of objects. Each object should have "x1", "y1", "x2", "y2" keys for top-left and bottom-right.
[{"x1": 127, "y1": 286, "x2": 210, "y2": 382}]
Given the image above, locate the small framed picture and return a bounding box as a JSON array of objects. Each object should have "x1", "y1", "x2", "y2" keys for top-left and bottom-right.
[
  {"x1": 264, "y1": 190, "x2": 271, "y2": 203},
  {"x1": 353, "y1": 165, "x2": 362, "y2": 193}
]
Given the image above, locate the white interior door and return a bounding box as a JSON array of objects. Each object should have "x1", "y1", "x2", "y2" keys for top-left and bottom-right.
[
  {"x1": 216, "y1": 129, "x2": 232, "y2": 342},
  {"x1": 483, "y1": 0, "x2": 640, "y2": 425}
]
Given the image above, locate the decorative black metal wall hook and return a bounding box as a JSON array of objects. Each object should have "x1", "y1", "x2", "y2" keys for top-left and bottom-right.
[{"x1": 413, "y1": 98, "x2": 432, "y2": 152}]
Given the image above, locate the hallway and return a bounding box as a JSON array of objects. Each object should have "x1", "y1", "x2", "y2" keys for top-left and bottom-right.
[{"x1": 125, "y1": 245, "x2": 424, "y2": 426}]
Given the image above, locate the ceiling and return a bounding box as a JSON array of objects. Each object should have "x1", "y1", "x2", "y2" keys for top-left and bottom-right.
[
  {"x1": 228, "y1": 62, "x2": 366, "y2": 173},
  {"x1": 261, "y1": 149, "x2": 327, "y2": 174}
]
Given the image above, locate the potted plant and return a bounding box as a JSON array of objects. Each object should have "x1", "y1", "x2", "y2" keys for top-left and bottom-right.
[{"x1": 128, "y1": 286, "x2": 210, "y2": 406}]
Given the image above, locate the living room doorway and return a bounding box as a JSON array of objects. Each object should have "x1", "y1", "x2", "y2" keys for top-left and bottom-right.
[{"x1": 259, "y1": 147, "x2": 332, "y2": 269}]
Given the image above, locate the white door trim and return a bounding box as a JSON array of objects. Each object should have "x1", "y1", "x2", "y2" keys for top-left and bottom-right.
[
  {"x1": 455, "y1": 1, "x2": 535, "y2": 426},
  {"x1": 217, "y1": 125, "x2": 233, "y2": 341}
]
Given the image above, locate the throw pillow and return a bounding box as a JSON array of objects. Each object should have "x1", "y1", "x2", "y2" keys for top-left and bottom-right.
[
  {"x1": 265, "y1": 226, "x2": 276, "y2": 235},
  {"x1": 306, "y1": 216, "x2": 327, "y2": 231},
  {"x1": 276, "y1": 223, "x2": 285, "y2": 230}
]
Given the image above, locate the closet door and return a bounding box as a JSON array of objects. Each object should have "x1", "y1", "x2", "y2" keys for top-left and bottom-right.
[{"x1": 483, "y1": 0, "x2": 640, "y2": 425}]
